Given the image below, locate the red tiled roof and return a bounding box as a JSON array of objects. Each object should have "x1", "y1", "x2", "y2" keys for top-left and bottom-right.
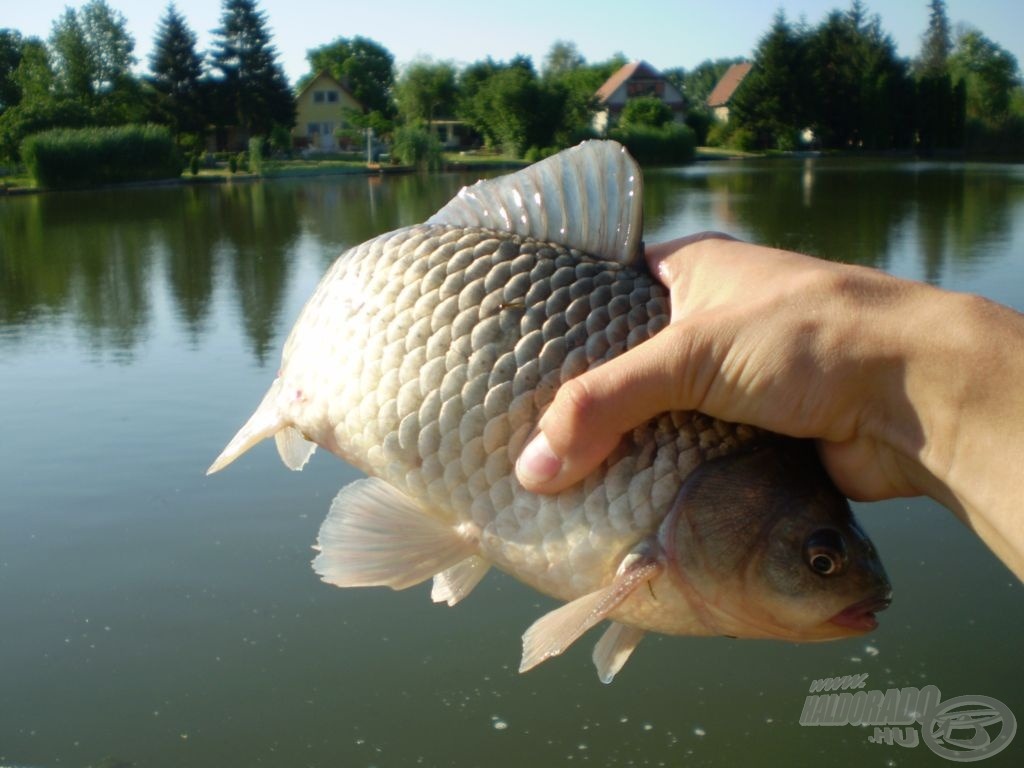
[
  {"x1": 706, "y1": 62, "x2": 753, "y2": 107},
  {"x1": 596, "y1": 60, "x2": 668, "y2": 103}
]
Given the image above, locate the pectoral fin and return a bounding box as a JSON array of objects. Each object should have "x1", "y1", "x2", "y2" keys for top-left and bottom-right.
[
  {"x1": 313, "y1": 478, "x2": 479, "y2": 591},
  {"x1": 519, "y1": 551, "x2": 660, "y2": 674},
  {"x1": 207, "y1": 379, "x2": 316, "y2": 474}
]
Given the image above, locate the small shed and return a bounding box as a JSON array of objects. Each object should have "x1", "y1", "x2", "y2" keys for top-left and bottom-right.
[{"x1": 593, "y1": 60, "x2": 685, "y2": 134}]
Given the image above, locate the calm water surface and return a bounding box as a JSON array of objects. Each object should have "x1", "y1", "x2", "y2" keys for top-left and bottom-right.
[{"x1": 1, "y1": 160, "x2": 1022, "y2": 767}]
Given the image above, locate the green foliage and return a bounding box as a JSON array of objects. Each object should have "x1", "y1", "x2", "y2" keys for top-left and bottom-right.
[
  {"x1": 248, "y1": 135, "x2": 264, "y2": 175},
  {"x1": 523, "y1": 145, "x2": 559, "y2": 162},
  {"x1": 730, "y1": 11, "x2": 810, "y2": 149},
  {"x1": 0, "y1": 29, "x2": 27, "y2": 111},
  {"x1": 950, "y1": 28, "x2": 1021, "y2": 122},
  {"x1": 917, "y1": 0, "x2": 952, "y2": 76},
  {"x1": 147, "y1": 4, "x2": 205, "y2": 137},
  {"x1": 210, "y1": 0, "x2": 295, "y2": 137},
  {"x1": 395, "y1": 58, "x2": 457, "y2": 125},
  {"x1": 189, "y1": 152, "x2": 200, "y2": 175},
  {"x1": 607, "y1": 123, "x2": 695, "y2": 165},
  {"x1": 684, "y1": 109, "x2": 713, "y2": 145},
  {"x1": 50, "y1": 1, "x2": 136, "y2": 104},
  {"x1": 391, "y1": 122, "x2": 441, "y2": 169},
  {"x1": 21, "y1": 124, "x2": 182, "y2": 188},
  {"x1": 619, "y1": 97, "x2": 674, "y2": 129},
  {"x1": 306, "y1": 36, "x2": 395, "y2": 116},
  {"x1": 457, "y1": 52, "x2": 607, "y2": 157},
  {"x1": 541, "y1": 41, "x2": 584, "y2": 79},
  {"x1": 228, "y1": 152, "x2": 237, "y2": 173},
  {"x1": 458, "y1": 58, "x2": 542, "y2": 156},
  {"x1": 0, "y1": 95, "x2": 90, "y2": 162}
]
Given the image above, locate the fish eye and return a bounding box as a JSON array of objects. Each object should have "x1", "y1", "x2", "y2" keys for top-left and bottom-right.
[{"x1": 804, "y1": 529, "x2": 847, "y2": 577}]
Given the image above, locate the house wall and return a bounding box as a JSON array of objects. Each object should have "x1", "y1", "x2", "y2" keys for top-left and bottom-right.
[{"x1": 293, "y1": 74, "x2": 363, "y2": 151}]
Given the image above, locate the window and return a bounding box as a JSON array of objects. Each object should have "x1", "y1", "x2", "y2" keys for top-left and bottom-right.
[
  {"x1": 313, "y1": 91, "x2": 325, "y2": 103},
  {"x1": 308, "y1": 123, "x2": 320, "y2": 135},
  {"x1": 327, "y1": 91, "x2": 339, "y2": 103}
]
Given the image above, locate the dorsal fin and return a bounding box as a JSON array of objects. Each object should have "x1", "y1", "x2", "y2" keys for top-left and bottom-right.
[{"x1": 428, "y1": 140, "x2": 643, "y2": 267}]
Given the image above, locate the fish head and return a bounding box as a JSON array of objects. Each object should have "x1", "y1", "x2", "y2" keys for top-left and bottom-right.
[{"x1": 662, "y1": 439, "x2": 891, "y2": 641}]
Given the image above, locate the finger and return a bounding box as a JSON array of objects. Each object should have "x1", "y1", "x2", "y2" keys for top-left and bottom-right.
[{"x1": 515, "y1": 327, "x2": 697, "y2": 493}]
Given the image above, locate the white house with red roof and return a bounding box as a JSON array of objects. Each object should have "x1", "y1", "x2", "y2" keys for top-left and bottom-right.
[{"x1": 593, "y1": 60, "x2": 685, "y2": 134}]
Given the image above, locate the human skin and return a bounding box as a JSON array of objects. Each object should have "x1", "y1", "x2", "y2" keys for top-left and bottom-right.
[{"x1": 515, "y1": 233, "x2": 1024, "y2": 581}]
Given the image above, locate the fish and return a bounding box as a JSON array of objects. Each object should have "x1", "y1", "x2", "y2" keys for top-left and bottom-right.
[{"x1": 208, "y1": 140, "x2": 891, "y2": 682}]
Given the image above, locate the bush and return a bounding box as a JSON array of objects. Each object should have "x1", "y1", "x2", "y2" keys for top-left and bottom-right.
[
  {"x1": 684, "y1": 110, "x2": 714, "y2": 146},
  {"x1": 228, "y1": 154, "x2": 237, "y2": 174},
  {"x1": 392, "y1": 123, "x2": 442, "y2": 170},
  {"x1": 189, "y1": 153, "x2": 200, "y2": 176},
  {"x1": 21, "y1": 124, "x2": 182, "y2": 188},
  {"x1": 523, "y1": 146, "x2": 560, "y2": 162},
  {"x1": 619, "y1": 97, "x2": 675, "y2": 130},
  {"x1": 608, "y1": 123, "x2": 696, "y2": 165},
  {"x1": 248, "y1": 136, "x2": 265, "y2": 176}
]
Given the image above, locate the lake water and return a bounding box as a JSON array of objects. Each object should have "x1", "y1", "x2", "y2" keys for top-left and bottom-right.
[{"x1": 1, "y1": 159, "x2": 1022, "y2": 767}]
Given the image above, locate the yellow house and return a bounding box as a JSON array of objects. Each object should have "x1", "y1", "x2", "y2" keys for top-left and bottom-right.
[{"x1": 293, "y1": 71, "x2": 364, "y2": 151}]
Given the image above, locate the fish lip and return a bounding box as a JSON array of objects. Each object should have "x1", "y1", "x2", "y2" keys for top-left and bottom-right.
[{"x1": 829, "y1": 595, "x2": 892, "y2": 632}]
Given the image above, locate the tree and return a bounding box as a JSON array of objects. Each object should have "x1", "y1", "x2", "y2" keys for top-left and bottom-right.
[
  {"x1": 542, "y1": 40, "x2": 584, "y2": 80},
  {"x1": 394, "y1": 58, "x2": 456, "y2": 128},
  {"x1": 50, "y1": 7, "x2": 95, "y2": 101},
  {"x1": 306, "y1": 36, "x2": 394, "y2": 116},
  {"x1": 47, "y1": 0, "x2": 141, "y2": 123},
  {"x1": 913, "y1": 1, "x2": 964, "y2": 150},
  {"x1": 148, "y1": 3, "x2": 205, "y2": 138},
  {"x1": 81, "y1": 0, "x2": 135, "y2": 95},
  {"x1": 730, "y1": 11, "x2": 811, "y2": 149},
  {"x1": 0, "y1": 29, "x2": 26, "y2": 112},
  {"x1": 949, "y1": 27, "x2": 1020, "y2": 121},
  {"x1": 457, "y1": 57, "x2": 557, "y2": 155},
  {"x1": 918, "y1": 0, "x2": 952, "y2": 76},
  {"x1": 210, "y1": 0, "x2": 295, "y2": 138},
  {"x1": 804, "y1": 5, "x2": 913, "y2": 150}
]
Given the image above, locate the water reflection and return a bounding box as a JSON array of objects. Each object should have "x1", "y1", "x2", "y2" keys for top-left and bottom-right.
[
  {"x1": 0, "y1": 174, "x2": 472, "y2": 362},
  {"x1": 646, "y1": 159, "x2": 1024, "y2": 282},
  {"x1": 2, "y1": 162, "x2": 1022, "y2": 362}
]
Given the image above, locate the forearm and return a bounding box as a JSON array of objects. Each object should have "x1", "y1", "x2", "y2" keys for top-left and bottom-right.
[{"x1": 892, "y1": 288, "x2": 1024, "y2": 578}]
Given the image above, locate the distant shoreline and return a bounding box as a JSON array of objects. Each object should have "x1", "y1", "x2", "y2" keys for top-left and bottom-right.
[{"x1": 4, "y1": 148, "x2": 1022, "y2": 196}]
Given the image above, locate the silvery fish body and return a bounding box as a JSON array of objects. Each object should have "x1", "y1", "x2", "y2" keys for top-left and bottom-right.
[{"x1": 209, "y1": 142, "x2": 891, "y2": 682}]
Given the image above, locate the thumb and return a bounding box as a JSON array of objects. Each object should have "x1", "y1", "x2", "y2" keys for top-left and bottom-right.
[{"x1": 515, "y1": 327, "x2": 694, "y2": 493}]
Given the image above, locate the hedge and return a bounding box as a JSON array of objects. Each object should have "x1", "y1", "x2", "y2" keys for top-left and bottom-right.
[
  {"x1": 607, "y1": 124, "x2": 696, "y2": 166},
  {"x1": 21, "y1": 124, "x2": 183, "y2": 188}
]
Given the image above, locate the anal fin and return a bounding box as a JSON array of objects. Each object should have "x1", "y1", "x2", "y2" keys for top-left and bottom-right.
[
  {"x1": 431, "y1": 556, "x2": 490, "y2": 606},
  {"x1": 313, "y1": 478, "x2": 478, "y2": 591},
  {"x1": 519, "y1": 549, "x2": 660, "y2": 674},
  {"x1": 592, "y1": 622, "x2": 645, "y2": 684}
]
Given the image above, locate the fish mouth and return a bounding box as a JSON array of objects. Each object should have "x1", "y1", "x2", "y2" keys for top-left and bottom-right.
[{"x1": 829, "y1": 595, "x2": 892, "y2": 632}]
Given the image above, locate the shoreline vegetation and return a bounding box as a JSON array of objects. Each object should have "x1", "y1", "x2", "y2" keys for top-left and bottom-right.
[
  {"x1": 3, "y1": 145, "x2": 1019, "y2": 196},
  {"x1": 0, "y1": 148, "x2": 770, "y2": 195}
]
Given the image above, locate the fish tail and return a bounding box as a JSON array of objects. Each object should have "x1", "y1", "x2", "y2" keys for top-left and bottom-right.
[{"x1": 207, "y1": 379, "x2": 316, "y2": 474}]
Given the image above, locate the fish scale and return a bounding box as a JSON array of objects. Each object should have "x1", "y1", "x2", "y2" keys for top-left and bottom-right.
[
  {"x1": 279, "y1": 222, "x2": 752, "y2": 601},
  {"x1": 209, "y1": 141, "x2": 891, "y2": 681}
]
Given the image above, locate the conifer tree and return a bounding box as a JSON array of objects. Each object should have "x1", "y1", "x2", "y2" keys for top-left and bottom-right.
[
  {"x1": 918, "y1": 0, "x2": 953, "y2": 76},
  {"x1": 210, "y1": 0, "x2": 294, "y2": 138},
  {"x1": 148, "y1": 3, "x2": 205, "y2": 137}
]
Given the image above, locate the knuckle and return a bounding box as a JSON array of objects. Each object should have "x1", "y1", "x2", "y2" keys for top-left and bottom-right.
[{"x1": 553, "y1": 376, "x2": 600, "y2": 431}]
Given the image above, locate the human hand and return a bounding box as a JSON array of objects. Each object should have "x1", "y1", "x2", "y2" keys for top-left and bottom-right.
[{"x1": 516, "y1": 233, "x2": 955, "y2": 504}]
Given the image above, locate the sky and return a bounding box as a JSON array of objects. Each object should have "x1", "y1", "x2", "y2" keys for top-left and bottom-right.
[{"x1": 4, "y1": 0, "x2": 1023, "y2": 85}]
